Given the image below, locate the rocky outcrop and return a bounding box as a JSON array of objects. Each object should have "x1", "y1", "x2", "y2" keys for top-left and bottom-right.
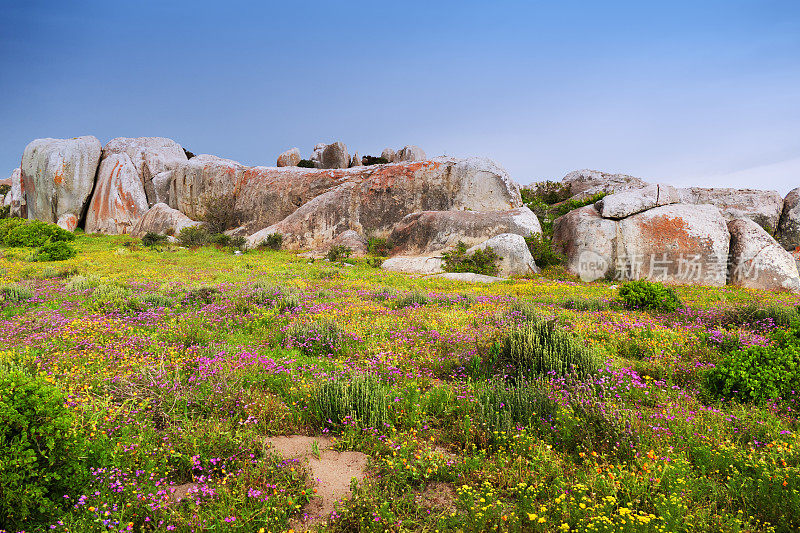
[
  {"x1": 389, "y1": 206, "x2": 541, "y2": 254},
  {"x1": 350, "y1": 153, "x2": 362, "y2": 167},
  {"x1": 246, "y1": 157, "x2": 523, "y2": 250},
  {"x1": 381, "y1": 256, "x2": 444, "y2": 275},
  {"x1": 561, "y1": 169, "x2": 649, "y2": 200},
  {"x1": 397, "y1": 145, "x2": 426, "y2": 162},
  {"x1": 381, "y1": 148, "x2": 397, "y2": 163},
  {"x1": 169, "y1": 155, "x2": 243, "y2": 220},
  {"x1": 8, "y1": 167, "x2": 25, "y2": 218},
  {"x1": 277, "y1": 148, "x2": 301, "y2": 167},
  {"x1": 321, "y1": 142, "x2": 349, "y2": 169},
  {"x1": 130, "y1": 203, "x2": 202, "y2": 237},
  {"x1": 595, "y1": 183, "x2": 680, "y2": 219},
  {"x1": 327, "y1": 229, "x2": 368, "y2": 256},
  {"x1": 467, "y1": 233, "x2": 538, "y2": 278},
  {"x1": 678, "y1": 187, "x2": 782, "y2": 232},
  {"x1": 102, "y1": 137, "x2": 187, "y2": 206},
  {"x1": 85, "y1": 153, "x2": 149, "y2": 234},
  {"x1": 553, "y1": 205, "x2": 617, "y2": 281},
  {"x1": 152, "y1": 171, "x2": 173, "y2": 205},
  {"x1": 20, "y1": 136, "x2": 101, "y2": 229},
  {"x1": 778, "y1": 187, "x2": 800, "y2": 250},
  {"x1": 728, "y1": 218, "x2": 800, "y2": 292}
]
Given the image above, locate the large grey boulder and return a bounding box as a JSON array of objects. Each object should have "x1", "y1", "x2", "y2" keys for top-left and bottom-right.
[
  {"x1": 381, "y1": 256, "x2": 444, "y2": 275},
  {"x1": 397, "y1": 145, "x2": 426, "y2": 162},
  {"x1": 561, "y1": 169, "x2": 649, "y2": 200},
  {"x1": 321, "y1": 142, "x2": 350, "y2": 169},
  {"x1": 616, "y1": 204, "x2": 730, "y2": 286},
  {"x1": 728, "y1": 218, "x2": 800, "y2": 292},
  {"x1": 311, "y1": 143, "x2": 326, "y2": 169},
  {"x1": 20, "y1": 136, "x2": 102, "y2": 230},
  {"x1": 85, "y1": 153, "x2": 149, "y2": 234},
  {"x1": 169, "y1": 154, "x2": 243, "y2": 220},
  {"x1": 246, "y1": 157, "x2": 523, "y2": 250},
  {"x1": 152, "y1": 171, "x2": 173, "y2": 205},
  {"x1": 553, "y1": 205, "x2": 616, "y2": 281},
  {"x1": 678, "y1": 187, "x2": 783, "y2": 232},
  {"x1": 389, "y1": 206, "x2": 541, "y2": 254},
  {"x1": 381, "y1": 148, "x2": 398, "y2": 163},
  {"x1": 130, "y1": 202, "x2": 203, "y2": 238},
  {"x1": 595, "y1": 183, "x2": 680, "y2": 219},
  {"x1": 350, "y1": 152, "x2": 363, "y2": 167},
  {"x1": 102, "y1": 137, "x2": 187, "y2": 206},
  {"x1": 466, "y1": 233, "x2": 538, "y2": 278},
  {"x1": 8, "y1": 167, "x2": 25, "y2": 218},
  {"x1": 277, "y1": 148, "x2": 301, "y2": 167},
  {"x1": 778, "y1": 187, "x2": 800, "y2": 250},
  {"x1": 327, "y1": 229, "x2": 368, "y2": 256}
]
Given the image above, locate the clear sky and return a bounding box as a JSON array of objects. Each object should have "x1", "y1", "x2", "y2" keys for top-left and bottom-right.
[{"x1": 1, "y1": 1, "x2": 798, "y2": 193}]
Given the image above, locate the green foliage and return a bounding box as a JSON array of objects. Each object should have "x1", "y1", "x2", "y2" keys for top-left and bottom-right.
[
  {"x1": 313, "y1": 375, "x2": 389, "y2": 429},
  {"x1": 442, "y1": 242, "x2": 500, "y2": 276},
  {"x1": 326, "y1": 245, "x2": 352, "y2": 262},
  {"x1": 286, "y1": 318, "x2": 345, "y2": 356},
  {"x1": 259, "y1": 233, "x2": 283, "y2": 250},
  {"x1": 723, "y1": 303, "x2": 800, "y2": 329},
  {"x1": 177, "y1": 226, "x2": 210, "y2": 247},
  {"x1": 0, "y1": 184, "x2": 10, "y2": 196},
  {"x1": 367, "y1": 237, "x2": 392, "y2": 256},
  {"x1": 297, "y1": 159, "x2": 316, "y2": 168},
  {"x1": 210, "y1": 233, "x2": 231, "y2": 247},
  {"x1": 493, "y1": 317, "x2": 600, "y2": 380},
  {"x1": 395, "y1": 290, "x2": 428, "y2": 309},
  {"x1": 65, "y1": 274, "x2": 100, "y2": 293},
  {"x1": 2, "y1": 219, "x2": 75, "y2": 248},
  {"x1": 0, "y1": 205, "x2": 9, "y2": 219},
  {"x1": 362, "y1": 155, "x2": 389, "y2": 166},
  {"x1": 141, "y1": 232, "x2": 169, "y2": 247},
  {"x1": 183, "y1": 286, "x2": 220, "y2": 305},
  {"x1": 34, "y1": 241, "x2": 76, "y2": 262},
  {"x1": 0, "y1": 283, "x2": 33, "y2": 303},
  {"x1": 475, "y1": 379, "x2": 559, "y2": 435},
  {"x1": 86, "y1": 283, "x2": 141, "y2": 314},
  {"x1": 520, "y1": 180, "x2": 572, "y2": 205},
  {"x1": 0, "y1": 366, "x2": 93, "y2": 526},
  {"x1": 202, "y1": 193, "x2": 240, "y2": 234},
  {"x1": 619, "y1": 280, "x2": 683, "y2": 313},
  {"x1": 525, "y1": 233, "x2": 564, "y2": 267},
  {"x1": 707, "y1": 329, "x2": 800, "y2": 403}
]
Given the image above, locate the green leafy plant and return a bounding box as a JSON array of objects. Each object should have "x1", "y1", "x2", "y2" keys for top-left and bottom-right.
[
  {"x1": 34, "y1": 241, "x2": 76, "y2": 262},
  {"x1": 177, "y1": 226, "x2": 210, "y2": 247},
  {"x1": 0, "y1": 217, "x2": 26, "y2": 243},
  {"x1": 0, "y1": 205, "x2": 9, "y2": 219},
  {"x1": 442, "y1": 242, "x2": 499, "y2": 276},
  {"x1": 326, "y1": 245, "x2": 352, "y2": 262},
  {"x1": 493, "y1": 317, "x2": 600, "y2": 380},
  {"x1": 2, "y1": 220, "x2": 75, "y2": 248},
  {"x1": 141, "y1": 232, "x2": 169, "y2": 247},
  {"x1": 619, "y1": 280, "x2": 683, "y2": 313},
  {"x1": 524, "y1": 234, "x2": 564, "y2": 268},
  {"x1": 395, "y1": 290, "x2": 428, "y2": 309},
  {"x1": 367, "y1": 237, "x2": 392, "y2": 257},
  {"x1": 313, "y1": 375, "x2": 389, "y2": 429},
  {"x1": 259, "y1": 233, "x2": 283, "y2": 251},
  {"x1": 362, "y1": 155, "x2": 389, "y2": 166},
  {"x1": 0, "y1": 366, "x2": 93, "y2": 527},
  {"x1": 86, "y1": 283, "x2": 142, "y2": 314},
  {"x1": 0, "y1": 283, "x2": 33, "y2": 303},
  {"x1": 297, "y1": 159, "x2": 316, "y2": 168},
  {"x1": 520, "y1": 181, "x2": 572, "y2": 205}
]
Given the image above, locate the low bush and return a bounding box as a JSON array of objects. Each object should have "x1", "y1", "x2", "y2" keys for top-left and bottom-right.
[
  {"x1": 202, "y1": 193, "x2": 240, "y2": 234},
  {"x1": 475, "y1": 379, "x2": 559, "y2": 435},
  {"x1": 34, "y1": 241, "x2": 76, "y2": 262},
  {"x1": 367, "y1": 237, "x2": 392, "y2": 256},
  {"x1": 722, "y1": 303, "x2": 800, "y2": 329},
  {"x1": 183, "y1": 286, "x2": 220, "y2": 305},
  {"x1": 520, "y1": 180, "x2": 572, "y2": 205},
  {"x1": 525, "y1": 234, "x2": 564, "y2": 268},
  {"x1": 313, "y1": 375, "x2": 389, "y2": 429},
  {"x1": 619, "y1": 280, "x2": 683, "y2": 313},
  {"x1": 395, "y1": 290, "x2": 428, "y2": 309},
  {"x1": 442, "y1": 242, "x2": 499, "y2": 276},
  {"x1": 65, "y1": 274, "x2": 100, "y2": 292},
  {"x1": 86, "y1": 283, "x2": 142, "y2": 314},
  {"x1": 286, "y1": 318, "x2": 345, "y2": 357},
  {"x1": 297, "y1": 159, "x2": 316, "y2": 168},
  {"x1": 259, "y1": 233, "x2": 283, "y2": 251},
  {"x1": 141, "y1": 232, "x2": 169, "y2": 247},
  {"x1": 2, "y1": 219, "x2": 75, "y2": 248},
  {"x1": 362, "y1": 155, "x2": 389, "y2": 166},
  {"x1": 210, "y1": 233, "x2": 231, "y2": 247},
  {"x1": 493, "y1": 317, "x2": 600, "y2": 380},
  {"x1": 177, "y1": 226, "x2": 210, "y2": 247},
  {"x1": 326, "y1": 245, "x2": 352, "y2": 262},
  {"x1": 0, "y1": 217, "x2": 26, "y2": 243},
  {"x1": 0, "y1": 184, "x2": 9, "y2": 196},
  {"x1": 0, "y1": 366, "x2": 93, "y2": 526},
  {"x1": 0, "y1": 205, "x2": 9, "y2": 219},
  {"x1": 0, "y1": 283, "x2": 33, "y2": 303}
]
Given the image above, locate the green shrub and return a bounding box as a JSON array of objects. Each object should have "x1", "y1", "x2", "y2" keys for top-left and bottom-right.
[
  {"x1": 619, "y1": 280, "x2": 683, "y2": 312},
  {"x1": 475, "y1": 379, "x2": 559, "y2": 435},
  {"x1": 86, "y1": 283, "x2": 141, "y2": 314},
  {"x1": 0, "y1": 205, "x2": 9, "y2": 219},
  {"x1": 395, "y1": 290, "x2": 428, "y2": 309},
  {"x1": 202, "y1": 193, "x2": 240, "y2": 234},
  {"x1": 520, "y1": 181, "x2": 572, "y2": 205},
  {"x1": 297, "y1": 159, "x2": 316, "y2": 168},
  {"x1": 723, "y1": 303, "x2": 800, "y2": 329},
  {"x1": 141, "y1": 232, "x2": 169, "y2": 247},
  {"x1": 707, "y1": 336, "x2": 800, "y2": 404},
  {"x1": 0, "y1": 217, "x2": 26, "y2": 243},
  {"x1": 3, "y1": 220, "x2": 74, "y2": 248},
  {"x1": 142, "y1": 293, "x2": 175, "y2": 308},
  {"x1": 183, "y1": 286, "x2": 219, "y2": 305},
  {"x1": 259, "y1": 233, "x2": 283, "y2": 251},
  {"x1": 0, "y1": 283, "x2": 33, "y2": 303},
  {"x1": 313, "y1": 375, "x2": 389, "y2": 429},
  {"x1": 230, "y1": 235, "x2": 247, "y2": 250},
  {"x1": 177, "y1": 226, "x2": 210, "y2": 247},
  {"x1": 210, "y1": 232, "x2": 231, "y2": 247},
  {"x1": 524, "y1": 234, "x2": 563, "y2": 268},
  {"x1": 509, "y1": 299, "x2": 538, "y2": 322},
  {"x1": 493, "y1": 317, "x2": 600, "y2": 380},
  {"x1": 442, "y1": 242, "x2": 500, "y2": 276},
  {"x1": 365, "y1": 256, "x2": 384, "y2": 268},
  {"x1": 362, "y1": 155, "x2": 389, "y2": 166},
  {"x1": 0, "y1": 366, "x2": 92, "y2": 526},
  {"x1": 367, "y1": 237, "x2": 392, "y2": 256},
  {"x1": 0, "y1": 184, "x2": 9, "y2": 196},
  {"x1": 326, "y1": 245, "x2": 352, "y2": 262},
  {"x1": 286, "y1": 318, "x2": 345, "y2": 357},
  {"x1": 65, "y1": 274, "x2": 100, "y2": 292},
  {"x1": 34, "y1": 241, "x2": 76, "y2": 262}
]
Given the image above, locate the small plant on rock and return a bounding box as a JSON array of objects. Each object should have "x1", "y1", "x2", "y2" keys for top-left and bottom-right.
[
  {"x1": 442, "y1": 242, "x2": 499, "y2": 276},
  {"x1": 259, "y1": 233, "x2": 283, "y2": 251},
  {"x1": 297, "y1": 159, "x2": 316, "y2": 168},
  {"x1": 326, "y1": 245, "x2": 352, "y2": 262}
]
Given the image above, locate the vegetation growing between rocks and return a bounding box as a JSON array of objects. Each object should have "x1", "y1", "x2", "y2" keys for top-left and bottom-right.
[
  {"x1": 442, "y1": 241, "x2": 500, "y2": 276},
  {"x1": 619, "y1": 280, "x2": 684, "y2": 313}
]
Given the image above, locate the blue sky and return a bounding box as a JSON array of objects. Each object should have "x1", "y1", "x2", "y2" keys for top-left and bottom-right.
[{"x1": 1, "y1": 1, "x2": 799, "y2": 192}]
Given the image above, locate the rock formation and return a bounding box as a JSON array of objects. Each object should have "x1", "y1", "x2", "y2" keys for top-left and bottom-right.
[
  {"x1": 728, "y1": 218, "x2": 800, "y2": 291},
  {"x1": 277, "y1": 148, "x2": 301, "y2": 167},
  {"x1": 130, "y1": 202, "x2": 203, "y2": 237},
  {"x1": 85, "y1": 153, "x2": 149, "y2": 234}
]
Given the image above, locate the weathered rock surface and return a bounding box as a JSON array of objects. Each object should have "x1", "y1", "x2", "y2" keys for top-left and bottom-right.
[
  {"x1": 397, "y1": 145, "x2": 427, "y2": 162},
  {"x1": 130, "y1": 203, "x2": 203, "y2": 238},
  {"x1": 595, "y1": 183, "x2": 680, "y2": 219},
  {"x1": 85, "y1": 153, "x2": 150, "y2": 234},
  {"x1": 467, "y1": 233, "x2": 538, "y2": 278},
  {"x1": 20, "y1": 136, "x2": 101, "y2": 228},
  {"x1": 389, "y1": 206, "x2": 541, "y2": 254},
  {"x1": 381, "y1": 148, "x2": 397, "y2": 163},
  {"x1": 728, "y1": 218, "x2": 800, "y2": 292},
  {"x1": 381, "y1": 255, "x2": 444, "y2": 275},
  {"x1": 152, "y1": 171, "x2": 173, "y2": 205},
  {"x1": 553, "y1": 205, "x2": 616, "y2": 281},
  {"x1": 169, "y1": 155, "x2": 243, "y2": 220},
  {"x1": 321, "y1": 142, "x2": 349, "y2": 169},
  {"x1": 678, "y1": 187, "x2": 783, "y2": 231},
  {"x1": 616, "y1": 204, "x2": 730, "y2": 286},
  {"x1": 778, "y1": 187, "x2": 800, "y2": 250},
  {"x1": 246, "y1": 157, "x2": 523, "y2": 250},
  {"x1": 433, "y1": 272, "x2": 506, "y2": 283},
  {"x1": 350, "y1": 152, "x2": 362, "y2": 167},
  {"x1": 561, "y1": 169, "x2": 649, "y2": 200},
  {"x1": 327, "y1": 229, "x2": 368, "y2": 256},
  {"x1": 277, "y1": 148, "x2": 301, "y2": 167},
  {"x1": 102, "y1": 137, "x2": 187, "y2": 206},
  {"x1": 8, "y1": 167, "x2": 25, "y2": 218}
]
